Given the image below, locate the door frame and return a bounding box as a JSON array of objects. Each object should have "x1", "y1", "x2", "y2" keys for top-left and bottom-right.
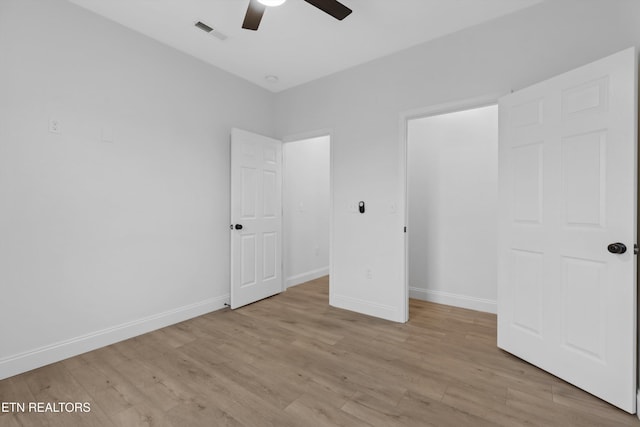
[
  {"x1": 281, "y1": 128, "x2": 334, "y2": 292},
  {"x1": 398, "y1": 93, "x2": 502, "y2": 321}
]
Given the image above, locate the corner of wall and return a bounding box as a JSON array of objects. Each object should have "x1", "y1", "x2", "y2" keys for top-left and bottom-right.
[{"x1": 409, "y1": 287, "x2": 497, "y2": 314}]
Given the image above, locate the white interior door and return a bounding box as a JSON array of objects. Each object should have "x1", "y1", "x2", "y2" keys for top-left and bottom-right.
[
  {"x1": 230, "y1": 128, "x2": 283, "y2": 309},
  {"x1": 498, "y1": 47, "x2": 637, "y2": 413}
]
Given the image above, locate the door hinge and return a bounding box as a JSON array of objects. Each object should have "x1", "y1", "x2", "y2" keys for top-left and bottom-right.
[
  {"x1": 635, "y1": 244, "x2": 638, "y2": 255},
  {"x1": 404, "y1": 226, "x2": 407, "y2": 233}
]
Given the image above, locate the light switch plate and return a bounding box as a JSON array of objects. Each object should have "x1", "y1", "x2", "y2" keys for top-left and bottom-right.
[{"x1": 48, "y1": 119, "x2": 61, "y2": 134}]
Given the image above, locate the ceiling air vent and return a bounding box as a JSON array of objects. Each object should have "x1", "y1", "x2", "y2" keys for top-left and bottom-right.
[
  {"x1": 195, "y1": 21, "x2": 214, "y2": 33},
  {"x1": 194, "y1": 21, "x2": 228, "y2": 41}
]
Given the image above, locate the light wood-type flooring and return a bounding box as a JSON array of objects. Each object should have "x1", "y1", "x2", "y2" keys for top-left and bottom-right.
[{"x1": 1, "y1": 276, "x2": 639, "y2": 426}]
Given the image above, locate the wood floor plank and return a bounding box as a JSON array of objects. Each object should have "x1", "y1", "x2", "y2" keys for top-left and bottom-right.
[
  {"x1": 340, "y1": 391, "x2": 409, "y2": 427},
  {"x1": 0, "y1": 414, "x2": 23, "y2": 427},
  {"x1": 1, "y1": 276, "x2": 638, "y2": 426},
  {"x1": 109, "y1": 402, "x2": 172, "y2": 427},
  {"x1": 397, "y1": 389, "x2": 498, "y2": 427},
  {"x1": 163, "y1": 399, "x2": 243, "y2": 427},
  {"x1": 283, "y1": 383, "x2": 365, "y2": 427}
]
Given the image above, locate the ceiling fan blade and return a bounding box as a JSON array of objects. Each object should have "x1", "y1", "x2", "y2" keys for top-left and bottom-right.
[
  {"x1": 242, "y1": 0, "x2": 266, "y2": 30},
  {"x1": 303, "y1": 0, "x2": 352, "y2": 20}
]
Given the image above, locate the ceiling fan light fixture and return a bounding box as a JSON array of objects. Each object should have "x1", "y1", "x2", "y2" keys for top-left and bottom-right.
[
  {"x1": 244, "y1": 0, "x2": 351, "y2": 31},
  {"x1": 257, "y1": 0, "x2": 287, "y2": 6}
]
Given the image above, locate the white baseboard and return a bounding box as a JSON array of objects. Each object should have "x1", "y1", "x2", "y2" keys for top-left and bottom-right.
[
  {"x1": 0, "y1": 294, "x2": 229, "y2": 381},
  {"x1": 330, "y1": 293, "x2": 402, "y2": 323},
  {"x1": 409, "y1": 287, "x2": 497, "y2": 314},
  {"x1": 286, "y1": 266, "x2": 329, "y2": 288}
]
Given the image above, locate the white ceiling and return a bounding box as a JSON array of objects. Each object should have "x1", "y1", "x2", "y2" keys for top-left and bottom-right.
[{"x1": 66, "y1": 0, "x2": 543, "y2": 92}]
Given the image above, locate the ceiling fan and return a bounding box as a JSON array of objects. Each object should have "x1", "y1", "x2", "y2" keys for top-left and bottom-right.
[{"x1": 242, "y1": 0, "x2": 352, "y2": 31}]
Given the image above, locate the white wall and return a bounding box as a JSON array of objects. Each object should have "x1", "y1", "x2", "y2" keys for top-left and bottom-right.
[
  {"x1": 283, "y1": 136, "x2": 330, "y2": 287},
  {"x1": 0, "y1": 0, "x2": 274, "y2": 379},
  {"x1": 408, "y1": 105, "x2": 498, "y2": 313},
  {"x1": 275, "y1": 0, "x2": 640, "y2": 322}
]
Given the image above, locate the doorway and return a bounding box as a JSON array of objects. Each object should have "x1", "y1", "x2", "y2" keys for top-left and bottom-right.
[
  {"x1": 399, "y1": 48, "x2": 637, "y2": 413},
  {"x1": 406, "y1": 103, "x2": 499, "y2": 314},
  {"x1": 283, "y1": 135, "x2": 331, "y2": 289}
]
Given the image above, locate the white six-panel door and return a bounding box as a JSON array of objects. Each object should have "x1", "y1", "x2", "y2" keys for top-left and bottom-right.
[
  {"x1": 230, "y1": 128, "x2": 283, "y2": 309},
  {"x1": 498, "y1": 48, "x2": 637, "y2": 412}
]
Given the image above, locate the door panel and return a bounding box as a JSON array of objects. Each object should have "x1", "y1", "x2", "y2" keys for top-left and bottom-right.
[
  {"x1": 498, "y1": 47, "x2": 637, "y2": 413},
  {"x1": 231, "y1": 128, "x2": 283, "y2": 309},
  {"x1": 240, "y1": 167, "x2": 257, "y2": 218},
  {"x1": 240, "y1": 234, "x2": 257, "y2": 287},
  {"x1": 562, "y1": 256, "x2": 605, "y2": 360},
  {"x1": 263, "y1": 232, "x2": 277, "y2": 280},
  {"x1": 512, "y1": 143, "x2": 543, "y2": 223},
  {"x1": 562, "y1": 131, "x2": 606, "y2": 226},
  {"x1": 263, "y1": 170, "x2": 278, "y2": 217},
  {"x1": 512, "y1": 249, "x2": 543, "y2": 336}
]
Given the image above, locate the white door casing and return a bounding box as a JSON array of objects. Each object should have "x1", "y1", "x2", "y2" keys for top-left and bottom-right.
[
  {"x1": 230, "y1": 128, "x2": 283, "y2": 309},
  {"x1": 498, "y1": 48, "x2": 637, "y2": 413}
]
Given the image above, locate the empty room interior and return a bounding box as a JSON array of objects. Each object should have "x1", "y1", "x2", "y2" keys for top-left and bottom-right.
[{"x1": 2, "y1": 0, "x2": 640, "y2": 425}]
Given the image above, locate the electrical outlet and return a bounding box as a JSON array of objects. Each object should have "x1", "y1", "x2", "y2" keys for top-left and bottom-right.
[
  {"x1": 48, "y1": 119, "x2": 61, "y2": 134},
  {"x1": 101, "y1": 126, "x2": 114, "y2": 143}
]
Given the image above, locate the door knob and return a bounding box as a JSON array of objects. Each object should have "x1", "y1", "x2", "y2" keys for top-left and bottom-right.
[
  {"x1": 607, "y1": 243, "x2": 627, "y2": 254},
  {"x1": 234, "y1": 224, "x2": 243, "y2": 230}
]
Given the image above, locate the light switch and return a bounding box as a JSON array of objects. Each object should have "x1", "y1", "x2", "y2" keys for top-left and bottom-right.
[{"x1": 48, "y1": 119, "x2": 61, "y2": 134}]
